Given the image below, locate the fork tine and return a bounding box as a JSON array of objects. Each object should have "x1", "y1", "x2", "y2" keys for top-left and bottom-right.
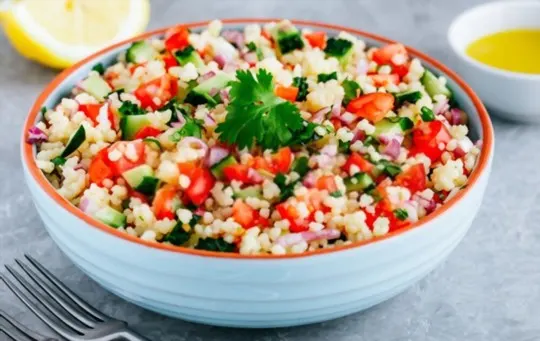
[
  {"x1": 4, "y1": 265, "x2": 86, "y2": 334},
  {"x1": 25, "y1": 255, "x2": 108, "y2": 321},
  {"x1": 0, "y1": 309, "x2": 43, "y2": 341},
  {"x1": 15, "y1": 259, "x2": 96, "y2": 328},
  {"x1": 0, "y1": 274, "x2": 74, "y2": 341}
]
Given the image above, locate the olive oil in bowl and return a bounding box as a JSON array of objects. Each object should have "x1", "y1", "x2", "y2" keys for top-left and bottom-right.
[{"x1": 466, "y1": 29, "x2": 540, "y2": 74}]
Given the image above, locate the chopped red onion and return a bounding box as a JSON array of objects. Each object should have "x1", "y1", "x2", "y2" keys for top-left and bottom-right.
[
  {"x1": 203, "y1": 113, "x2": 216, "y2": 127},
  {"x1": 221, "y1": 30, "x2": 245, "y2": 49},
  {"x1": 80, "y1": 197, "x2": 100, "y2": 215},
  {"x1": 27, "y1": 126, "x2": 48, "y2": 144},
  {"x1": 312, "y1": 107, "x2": 331, "y2": 123},
  {"x1": 208, "y1": 87, "x2": 220, "y2": 97},
  {"x1": 219, "y1": 88, "x2": 230, "y2": 105},
  {"x1": 276, "y1": 229, "x2": 341, "y2": 247},
  {"x1": 223, "y1": 62, "x2": 239, "y2": 74},
  {"x1": 357, "y1": 58, "x2": 369, "y2": 75},
  {"x1": 198, "y1": 71, "x2": 216, "y2": 84},
  {"x1": 205, "y1": 146, "x2": 229, "y2": 167},
  {"x1": 243, "y1": 52, "x2": 258, "y2": 65},
  {"x1": 214, "y1": 54, "x2": 227, "y2": 68},
  {"x1": 331, "y1": 99, "x2": 343, "y2": 118},
  {"x1": 178, "y1": 137, "x2": 209, "y2": 156},
  {"x1": 434, "y1": 98, "x2": 450, "y2": 115},
  {"x1": 320, "y1": 144, "x2": 338, "y2": 157},
  {"x1": 302, "y1": 171, "x2": 317, "y2": 188},
  {"x1": 315, "y1": 154, "x2": 333, "y2": 168},
  {"x1": 194, "y1": 207, "x2": 206, "y2": 216},
  {"x1": 247, "y1": 168, "x2": 264, "y2": 184},
  {"x1": 351, "y1": 129, "x2": 366, "y2": 143},
  {"x1": 74, "y1": 163, "x2": 88, "y2": 171},
  {"x1": 380, "y1": 139, "x2": 401, "y2": 160},
  {"x1": 412, "y1": 194, "x2": 437, "y2": 214},
  {"x1": 475, "y1": 140, "x2": 483, "y2": 148},
  {"x1": 379, "y1": 133, "x2": 404, "y2": 145},
  {"x1": 454, "y1": 147, "x2": 466, "y2": 158},
  {"x1": 403, "y1": 201, "x2": 419, "y2": 222},
  {"x1": 339, "y1": 112, "x2": 357, "y2": 125},
  {"x1": 448, "y1": 108, "x2": 468, "y2": 125}
]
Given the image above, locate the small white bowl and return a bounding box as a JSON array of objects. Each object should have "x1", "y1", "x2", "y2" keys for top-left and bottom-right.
[{"x1": 448, "y1": 1, "x2": 540, "y2": 122}]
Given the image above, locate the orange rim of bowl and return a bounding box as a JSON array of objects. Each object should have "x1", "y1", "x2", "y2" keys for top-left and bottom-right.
[{"x1": 22, "y1": 18, "x2": 494, "y2": 259}]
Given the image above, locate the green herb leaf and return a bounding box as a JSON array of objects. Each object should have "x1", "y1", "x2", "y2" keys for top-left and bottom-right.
[
  {"x1": 330, "y1": 190, "x2": 343, "y2": 198},
  {"x1": 363, "y1": 136, "x2": 379, "y2": 147},
  {"x1": 216, "y1": 69, "x2": 305, "y2": 150},
  {"x1": 118, "y1": 101, "x2": 146, "y2": 116},
  {"x1": 195, "y1": 237, "x2": 235, "y2": 252},
  {"x1": 317, "y1": 71, "x2": 338, "y2": 83},
  {"x1": 420, "y1": 106, "x2": 435, "y2": 122},
  {"x1": 292, "y1": 76, "x2": 308, "y2": 101},
  {"x1": 393, "y1": 208, "x2": 408, "y2": 221},
  {"x1": 164, "y1": 222, "x2": 191, "y2": 246},
  {"x1": 274, "y1": 173, "x2": 296, "y2": 202},
  {"x1": 175, "y1": 45, "x2": 195, "y2": 60},
  {"x1": 40, "y1": 107, "x2": 47, "y2": 115},
  {"x1": 246, "y1": 42, "x2": 257, "y2": 52},
  {"x1": 377, "y1": 159, "x2": 402, "y2": 178},
  {"x1": 170, "y1": 118, "x2": 202, "y2": 142},
  {"x1": 338, "y1": 140, "x2": 351, "y2": 154},
  {"x1": 291, "y1": 156, "x2": 310, "y2": 177},
  {"x1": 91, "y1": 63, "x2": 105, "y2": 75},
  {"x1": 342, "y1": 79, "x2": 361, "y2": 105}
]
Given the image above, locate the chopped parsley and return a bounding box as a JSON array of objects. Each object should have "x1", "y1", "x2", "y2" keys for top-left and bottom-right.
[
  {"x1": 246, "y1": 41, "x2": 264, "y2": 61},
  {"x1": 40, "y1": 107, "x2": 47, "y2": 115},
  {"x1": 195, "y1": 237, "x2": 235, "y2": 252},
  {"x1": 330, "y1": 190, "x2": 343, "y2": 198},
  {"x1": 276, "y1": 30, "x2": 304, "y2": 54},
  {"x1": 170, "y1": 117, "x2": 203, "y2": 142},
  {"x1": 342, "y1": 79, "x2": 361, "y2": 105},
  {"x1": 118, "y1": 101, "x2": 146, "y2": 116},
  {"x1": 393, "y1": 208, "x2": 408, "y2": 221},
  {"x1": 164, "y1": 215, "x2": 200, "y2": 246},
  {"x1": 216, "y1": 69, "x2": 305, "y2": 150},
  {"x1": 338, "y1": 140, "x2": 351, "y2": 154},
  {"x1": 292, "y1": 76, "x2": 308, "y2": 101},
  {"x1": 175, "y1": 45, "x2": 196, "y2": 60},
  {"x1": 317, "y1": 72, "x2": 338, "y2": 83},
  {"x1": 91, "y1": 63, "x2": 105, "y2": 75},
  {"x1": 377, "y1": 160, "x2": 402, "y2": 178},
  {"x1": 274, "y1": 173, "x2": 296, "y2": 202},
  {"x1": 363, "y1": 136, "x2": 379, "y2": 147},
  {"x1": 291, "y1": 156, "x2": 310, "y2": 177}
]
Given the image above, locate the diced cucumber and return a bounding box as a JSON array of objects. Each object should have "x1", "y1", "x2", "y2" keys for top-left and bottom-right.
[
  {"x1": 120, "y1": 114, "x2": 153, "y2": 140},
  {"x1": 373, "y1": 117, "x2": 414, "y2": 137},
  {"x1": 189, "y1": 72, "x2": 233, "y2": 105},
  {"x1": 80, "y1": 73, "x2": 112, "y2": 100},
  {"x1": 94, "y1": 206, "x2": 126, "y2": 228},
  {"x1": 344, "y1": 172, "x2": 375, "y2": 193},
  {"x1": 175, "y1": 46, "x2": 205, "y2": 68},
  {"x1": 210, "y1": 155, "x2": 237, "y2": 179},
  {"x1": 169, "y1": 119, "x2": 202, "y2": 142},
  {"x1": 126, "y1": 41, "x2": 157, "y2": 64},
  {"x1": 143, "y1": 138, "x2": 162, "y2": 151},
  {"x1": 122, "y1": 165, "x2": 159, "y2": 195},
  {"x1": 374, "y1": 160, "x2": 402, "y2": 178},
  {"x1": 421, "y1": 70, "x2": 452, "y2": 98},
  {"x1": 233, "y1": 186, "x2": 263, "y2": 199},
  {"x1": 61, "y1": 125, "x2": 86, "y2": 157},
  {"x1": 274, "y1": 27, "x2": 304, "y2": 54},
  {"x1": 394, "y1": 90, "x2": 422, "y2": 105},
  {"x1": 324, "y1": 38, "x2": 354, "y2": 66},
  {"x1": 291, "y1": 156, "x2": 310, "y2": 177}
]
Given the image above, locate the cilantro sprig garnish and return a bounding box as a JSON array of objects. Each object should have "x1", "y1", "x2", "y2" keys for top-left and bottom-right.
[{"x1": 216, "y1": 69, "x2": 305, "y2": 150}]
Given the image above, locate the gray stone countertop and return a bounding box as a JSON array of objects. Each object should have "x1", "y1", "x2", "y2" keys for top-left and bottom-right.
[{"x1": 1, "y1": 0, "x2": 539, "y2": 340}]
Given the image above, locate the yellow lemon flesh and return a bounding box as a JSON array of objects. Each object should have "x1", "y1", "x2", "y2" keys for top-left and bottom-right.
[{"x1": 1, "y1": 0, "x2": 150, "y2": 69}]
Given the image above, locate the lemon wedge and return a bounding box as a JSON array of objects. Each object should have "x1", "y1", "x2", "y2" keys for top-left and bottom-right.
[{"x1": 0, "y1": 0, "x2": 150, "y2": 69}]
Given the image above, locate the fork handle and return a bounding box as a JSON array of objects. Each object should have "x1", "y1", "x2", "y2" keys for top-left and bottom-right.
[{"x1": 118, "y1": 328, "x2": 152, "y2": 341}]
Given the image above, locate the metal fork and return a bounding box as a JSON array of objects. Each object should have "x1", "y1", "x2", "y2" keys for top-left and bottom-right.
[
  {"x1": 0, "y1": 309, "x2": 59, "y2": 341},
  {"x1": 0, "y1": 255, "x2": 150, "y2": 341}
]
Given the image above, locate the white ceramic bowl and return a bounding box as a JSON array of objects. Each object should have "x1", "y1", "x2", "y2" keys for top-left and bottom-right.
[
  {"x1": 22, "y1": 19, "x2": 495, "y2": 328},
  {"x1": 448, "y1": 1, "x2": 540, "y2": 122}
]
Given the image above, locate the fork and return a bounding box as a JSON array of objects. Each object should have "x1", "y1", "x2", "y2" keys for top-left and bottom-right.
[
  {"x1": 0, "y1": 308, "x2": 59, "y2": 341},
  {"x1": 0, "y1": 255, "x2": 150, "y2": 341}
]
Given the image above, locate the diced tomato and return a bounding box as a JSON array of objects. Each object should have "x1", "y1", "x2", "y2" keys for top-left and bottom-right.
[
  {"x1": 275, "y1": 85, "x2": 299, "y2": 102},
  {"x1": 330, "y1": 117, "x2": 343, "y2": 130},
  {"x1": 412, "y1": 120, "x2": 452, "y2": 162},
  {"x1": 272, "y1": 147, "x2": 293, "y2": 173},
  {"x1": 304, "y1": 31, "x2": 326, "y2": 49},
  {"x1": 232, "y1": 200, "x2": 257, "y2": 228},
  {"x1": 197, "y1": 45, "x2": 212, "y2": 59},
  {"x1": 178, "y1": 161, "x2": 198, "y2": 178},
  {"x1": 223, "y1": 164, "x2": 250, "y2": 183},
  {"x1": 107, "y1": 140, "x2": 145, "y2": 175},
  {"x1": 276, "y1": 203, "x2": 309, "y2": 233},
  {"x1": 249, "y1": 156, "x2": 275, "y2": 173},
  {"x1": 316, "y1": 175, "x2": 338, "y2": 193},
  {"x1": 88, "y1": 148, "x2": 114, "y2": 185},
  {"x1": 152, "y1": 184, "x2": 181, "y2": 220},
  {"x1": 185, "y1": 167, "x2": 215, "y2": 206},
  {"x1": 346, "y1": 93, "x2": 395, "y2": 123},
  {"x1": 162, "y1": 52, "x2": 179, "y2": 70},
  {"x1": 129, "y1": 188, "x2": 149, "y2": 203},
  {"x1": 343, "y1": 152, "x2": 375, "y2": 174},
  {"x1": 164, "y1": 25, "x2": 190, "y2": 52},
  {"x1": 372, "y1": 43, "x2": 408, "y2": 66},
  {"x1": 369, "y1": 74, "x2": 400, "y2": 87},
  {"x1": 79, "y1": 104, "x2": 102, "y2": 124},
  {"x1": 134, "y1": 126, "x2": 162, "y2": 139},
  {"x1": 393, "y1": 62, "x2": 410, "y2": 78},
  {"x1": 134, "y1": 74, "x2": 179, "y2": 110},
  {"x1": 394, "y1": 164, "x2": 427, "y2": 194}
]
